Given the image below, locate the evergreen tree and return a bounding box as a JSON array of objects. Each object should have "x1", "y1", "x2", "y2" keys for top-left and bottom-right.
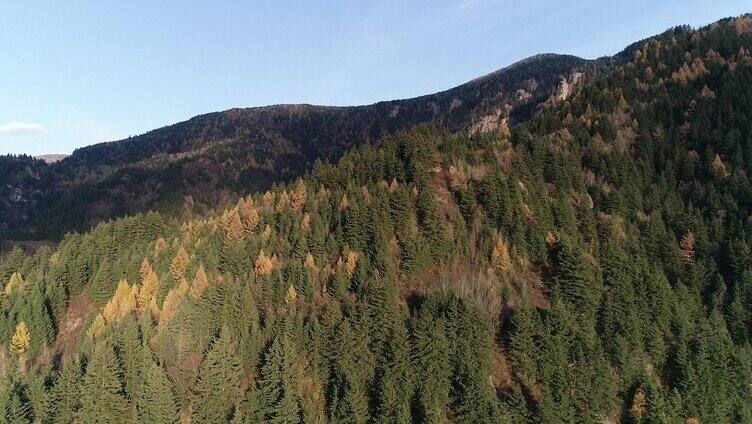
[
  {"x1": 50, "y1": 355, "x2": 83, "y2": 424},
  {"x1": 193, "y1": 327, "x2": 242, "y2": 423},
  {"x1": 137, "y1": 351, "x2": 179, "y2": 424},
  {"x1": 78, "y1": 342, "x2": 129, "y2": 423}
]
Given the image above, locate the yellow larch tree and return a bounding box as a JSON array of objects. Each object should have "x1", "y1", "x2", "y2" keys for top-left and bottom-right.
[
  {"x1": 339, "y1": 194, "x2": 349, "y2": 211},
  {"x1": 304, "y1": 252, "x2": 317, "y2": 272},
  {"x1": 285, "y1": 285, "x2": 298, "y2": 304},
  {"x1": 102, "y1": 279, "x2": 137, "y2": 323},
  {"x1": 154, "y1": 237, "x2": 168, "y2": 258},
  {"x1": 345, "y1": 251, "x2": 359, "y2": 278},
  {"x1": 712, "y1": 153, "x2": 729, "y2": 177},
  {"x1": 10, "y1": 321, "x2": 30, "y2": 356},
  {"x1": 190, "y1": 264, "x2": 209, "y2": 300},
  {"x1": 170, "y1": 247, "x2": 191, "y2": 281},
  {"x1": 263, "y1": 190, "x2": 276, "y2": 208},
  {"x1": 255, "y1": 250, "x2": 274, "y2": 277},
  {"x1": 261, "y1": 225, "x2": 272, "y2": 243},
  {"x1": 161, "y1": 279, "x2": 189, "y2": 325},
  {"x1": 492, "y1": 238, "x2": 513, "y2": 275},
  {"x1": 242, "y1": 206, "x2": 260, "y2": 234},
  {"x1": 301, "y1": 213, "x2": 311, "y2": 232},
  {"x1": 224, "y1": 209, "x2": 245, "y2": 242},
  {"x1": 290, "y1": 180, "x2": 307, "y2": 211},
  {"x1": 630, "y1": 387, "x2": 647, "y2": 418},
  {"x1": 87, "y1": 314, "x2": 106, "y2": 339},
  {"x1": 276, "y1": 190, "x2": 291, "y2": 212},
  {"x1": 4, "y1": 272, "x2": 24, "y2": 296},
  {"x1": 139, "y1": 260, "x2": 160, "y2": 309},
  {"x1": 680, "y1": 231, "x2": 696, "y2": 265}
]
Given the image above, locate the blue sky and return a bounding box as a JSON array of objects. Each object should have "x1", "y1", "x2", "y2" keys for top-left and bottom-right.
[{"x1": 1, "y1": 1, "x2": 749, "y2": 155}]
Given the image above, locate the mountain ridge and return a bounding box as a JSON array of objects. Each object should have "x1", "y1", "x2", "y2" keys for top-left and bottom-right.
[
  {"x1": 3, "y1": 52, "x2": 594, "y2": 237},
  {"x1": 1, "y1": 13, "x2": 752, "y2": 423}
]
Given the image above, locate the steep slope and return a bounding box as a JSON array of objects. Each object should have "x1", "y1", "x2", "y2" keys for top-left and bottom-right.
[
  {"x1": 3, "y1": 54, "x2": 590, "y2": 237},
  {"x1": 0, "y1": 155, "x2": 53, "y2": 235},
  {"x1": 1, "y1": 14, "x2": 752, "y2": 424}
]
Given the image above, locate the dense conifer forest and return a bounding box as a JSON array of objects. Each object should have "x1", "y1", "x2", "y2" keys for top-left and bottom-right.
[{"x1": 2, "y1": 14, "x2": 752, "y2": 424}]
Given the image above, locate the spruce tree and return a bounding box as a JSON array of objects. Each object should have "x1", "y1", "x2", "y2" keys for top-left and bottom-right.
[
  {"x1": 193, "y1": 327, "x2": 242, "y2": 423},
  {"x1": 50, "y1": 355, "x2": 83, "y2": 423},
  {"x1": 137, "y1": 352, "x2": 179, "y2": 424},
  {"x1": 78, "y1": 342, "x2": 129, "y2": 423}
]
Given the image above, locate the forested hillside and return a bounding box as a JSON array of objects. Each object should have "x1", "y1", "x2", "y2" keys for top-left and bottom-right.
[
  {"x1": 2, "y1": 54, "x2": 588, "y2": 238},
  {"x1": 2, "y1": 14, "x2": 752, "y2": 424}
]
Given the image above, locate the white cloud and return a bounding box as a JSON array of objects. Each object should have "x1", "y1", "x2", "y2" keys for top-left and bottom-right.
[{"x1": 0, "y1": 121, "x2": 48, "y2": 135}]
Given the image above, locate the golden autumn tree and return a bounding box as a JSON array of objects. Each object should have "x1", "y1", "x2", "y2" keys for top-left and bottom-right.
[
  {"x1": 290, "y1": 180, "x2": 307, "y2": 211},
  {"x1": 224, "y1": 209, "x2": 245, "y2": 242},
  {"x1": 339, "y1": 194, "x2": 350, "y2": 211},
  {"x1": 345, "y1": 251, "x2": 359, "y2": 278},
  {"x1": 255, "y1": 250, "x2": 274, "y2": 277},
  {"x1": 4, "y1": 272, "x2": 24, "y2": 296},
  {"x1": 154, "y1": 237, "x2": 168, "y2": 258},
  {"x1": 161, "y1": 279, "x2": 189, "y2": 324},
  {"x1": 260, "y1": 225, "x2": 272, "y2": 242},
  {"x1": 139, "y1": 259, "x2": 160, "y2": 309},
  {"x1": 545, "y1": 231, "x2": 558, "y2": 249},
  {"x1": 492, "y1": 238, "x2": 513, "y2": 274},
  {"x1": 263, "y1": 190, "x2": 276, "y2": 209},
  {"x1": 140, "y1": 257, "x2": 154, "y2": 281},
  {"x1": 101, "y1": 279, "x2": 137, "y2": 323},
  {"x1": 190, "y1": 264, "x2": 209, "y2": 299},
  {"x1": 284, "y1": 285, "x2": 298, "y2": 304},
  {"x1": 242, "y1": 206, "x2": 260, "y2": 234},
  {"x1": 304, "y1": 252, "x2": 317, "y2": 272},
  {"x1": 498, "y1": 120, "x2": 511, "y2": 139},
  {"x1": 680, "y1": 231, "x2": 696, "y2": 265},
  {"x1": 10, "y1": 321, "x2": 31, "y2": 356},
  {"x1": 276, "y1": 190, "x2": 291, "y2": 212},
  {"x1": 87, "y1": 314, "x2": 106, "y2": 339},
  {"x1": 170, "y1": 247, "x2": 191, "y2": 281},
  {"x1": 630, "y1": 387, "x2": 647, "y2": 418},
  {"x1": 712, "y1": 153, "x2": 730, "y2": 177}
]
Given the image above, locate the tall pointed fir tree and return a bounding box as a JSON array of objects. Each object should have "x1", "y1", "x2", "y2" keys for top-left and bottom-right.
[
  {"x1": 78, "y1": 342, "x2": 129, "y2": 423},
  {"x1": 193, "y1": 326, "x2": 242, "y2": 423},
  {"x1": 137, "y1": 348, "x2": 179, "y2": 424}
]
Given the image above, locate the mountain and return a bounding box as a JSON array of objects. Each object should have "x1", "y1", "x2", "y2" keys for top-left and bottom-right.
[
  {"x1": 33, "y1": 154, "x2": 68, "y2": 164},
  {"x1": 3, "y1": 53, "x2": 592, "y2": 237},
  {"x1": 2, "y1": 13, "x2": 752, "y2": 424}
]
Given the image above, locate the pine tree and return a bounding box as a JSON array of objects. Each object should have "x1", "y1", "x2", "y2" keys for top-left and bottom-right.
[
  {"x1": 414, "y1": 314, "x2": 451, "y2": 423},
  {"x1": 90, "y1": 262, "x2": 116, "y2": 305},
  {"x1": 118, "y1": 315, "x2": 145, "y2": 400},
  {"x1": 254, "y1": 335, "x2": 301, "y2": 423},
  {"x1": 193, "y1": 327, "x2": 242, "y2": 423},
  {"x1": 137, "y1": 350, "x2": 179, "y2": 424},
  {"x1": 78, "y1": 342, "x2": 129, "y2": 423},
  {"x1": 50, "y1": 355, "x2": 83, "y2": 424},
  {"x1": 553, "y1": 237, "x2": 602, "y2": 324}
]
